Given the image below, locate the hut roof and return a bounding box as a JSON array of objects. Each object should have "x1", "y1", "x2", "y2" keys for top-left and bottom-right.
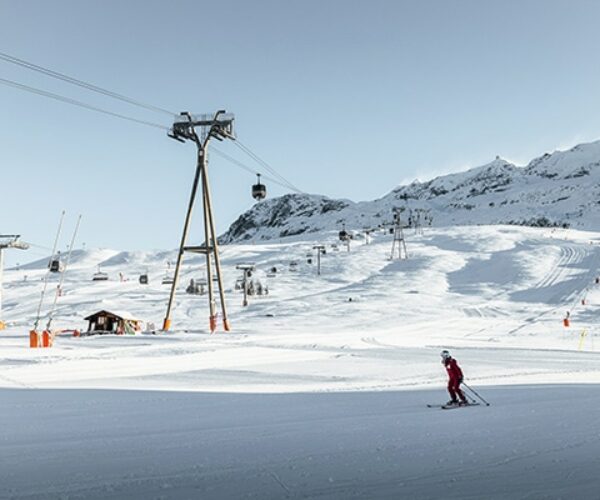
[{"x1": 84, "y1": 309, "x2": 140, "y2": 322}]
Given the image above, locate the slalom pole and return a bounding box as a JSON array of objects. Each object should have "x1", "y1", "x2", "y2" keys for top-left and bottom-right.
[{"x1": 462, "y1": 382, "x2": 491, "y2": 406}]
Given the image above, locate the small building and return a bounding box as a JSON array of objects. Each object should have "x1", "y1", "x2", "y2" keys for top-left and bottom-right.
[{"x1": 84, "y1": 310, "x2": 142, "y2": 335}]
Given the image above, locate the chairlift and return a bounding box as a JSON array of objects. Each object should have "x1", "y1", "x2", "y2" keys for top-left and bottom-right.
[
  {"x1": 92, "y1": 268, "x2": 108, "y2": 281},
  {"x1": 252, "y1": 174, "x2": 267, "y2": 201}
]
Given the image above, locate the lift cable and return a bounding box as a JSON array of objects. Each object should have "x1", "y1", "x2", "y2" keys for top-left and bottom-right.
[
  {"x1": 0, "y1": 50, "x2": 175, "y2": 116},
  {"x1": 1, "y1": 75, "x2": 303, "y2": 195},
  {"x1": 233, "y1": 140, "x2": 302, "y2": 193},
  {"x1": 212, "y1": 148, "x2": 303, "y2": 194},
  {"x1": 0, "y1": 55, "x2": 303, "y2": 195},
  {"x1": 0, "y1": 77, "x2": 169, "y2": 130}
]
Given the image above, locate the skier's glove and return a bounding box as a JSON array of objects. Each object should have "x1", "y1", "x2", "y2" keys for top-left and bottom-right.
[{"x1": 458, "y1": 377, "x2": 463, "y2": 384}]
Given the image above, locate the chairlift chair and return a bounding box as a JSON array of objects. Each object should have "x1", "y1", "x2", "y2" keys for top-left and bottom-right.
[{"x1": 92, "y1": 269, "x2": 108, "y2": 281}]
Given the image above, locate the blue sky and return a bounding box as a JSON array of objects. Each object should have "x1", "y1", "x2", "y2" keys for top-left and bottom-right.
[{"x1": 2, "y1": 0, "x2": 600, "y2": 263}]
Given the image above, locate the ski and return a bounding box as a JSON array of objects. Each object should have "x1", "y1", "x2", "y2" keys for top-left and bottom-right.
[
  {"x1": 427, "y1": 401, "x2": 479, "y2": 409},
  {"x1": 441, "y1": 402, "x2": 480, "y2": 410}
]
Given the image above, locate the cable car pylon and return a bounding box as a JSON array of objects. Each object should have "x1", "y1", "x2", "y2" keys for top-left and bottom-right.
[
  {"x1": 163, "y1": 111, "x2": 235, "y2": 333},
  {"x1": 390, "y1": 207, "x2": 408, "y2": 260}
]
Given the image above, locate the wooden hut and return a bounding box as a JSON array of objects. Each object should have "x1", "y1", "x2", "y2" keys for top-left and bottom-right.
[{"x1": 84, "y1": 310, "x2": 142, "y2": 335}]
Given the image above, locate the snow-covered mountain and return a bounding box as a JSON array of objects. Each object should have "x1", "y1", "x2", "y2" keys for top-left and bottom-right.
[{"x1": 221, "y1": 140, "x2": 600, "y2": 242}]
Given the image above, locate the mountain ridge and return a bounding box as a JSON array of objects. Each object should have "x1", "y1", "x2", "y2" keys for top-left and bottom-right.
[{"x1": 221, "y1": 140, "x2": 600, "y2": 243}]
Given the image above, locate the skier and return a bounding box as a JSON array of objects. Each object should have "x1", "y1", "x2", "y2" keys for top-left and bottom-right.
[{"x1": 441, "y1": 350, "x2": 467, "y2": 406}]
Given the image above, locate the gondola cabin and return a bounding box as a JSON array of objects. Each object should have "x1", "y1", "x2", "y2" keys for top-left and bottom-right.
[
  {"x1": 252, "y1": 174, "x2": 267, "y2": 201},
  {"x1": 139, "y1": 274, "x2": 149, "y2": 285},
  {"x1": 49, "y1": 259, "x2": 64, "y2": 273},
  {"x1": 84, "y1": 310, "x2": 142, "y2": 335}
]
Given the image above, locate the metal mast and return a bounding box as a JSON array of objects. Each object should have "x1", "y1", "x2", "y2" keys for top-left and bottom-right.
[
  {"x1": 163, "y1": 111, "x2": 235, "y2": 333},
  {"x1": 312, "y1": 245, "x2": 325, "y2": 275},
  {"x1": 235, "y1": 264, "x2": 255, "y2": 307},
  {"x1": 390, "y1": 208, "x2": 408, "y2": 260}
]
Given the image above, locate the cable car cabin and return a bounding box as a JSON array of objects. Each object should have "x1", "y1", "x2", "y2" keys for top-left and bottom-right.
[
  {"x1": 252, "y1": 174, "x2": 267, "y2": 201},
  {"x1": 139, "y1": 274, "x2": 149, "y2": 285},
  {"x1": 49, "y1": 259, "x2": 64, "y2": 273},
  {"x1": 84, "y1": 310, "x2": 142, "y2": 335},
  {"x1": 92, "y1": 271, "x2": 109, "y2": 281}
]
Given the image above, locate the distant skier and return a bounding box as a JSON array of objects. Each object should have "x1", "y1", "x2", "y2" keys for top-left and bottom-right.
[{"x1": 441, "y1": 350, "x2": 467, "y2": 406}]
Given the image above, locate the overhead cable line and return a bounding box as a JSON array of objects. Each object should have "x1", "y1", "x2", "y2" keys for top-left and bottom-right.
[
  {"x1": 0, "y1": 50, "x2": 175, "y2": 116},
  {"x1": 233, "y1": 139, "x2": 303, "y2": 193},
  {"x1": 1, "y1": 75, "x2": 303, "y2": 194},
  {"x1": 0, "y1": 52, "x2": 302, "y2": 194},
  {"x1": 0, "y1": 77, "x2": 169, "y2": 130},
  {"x1": 212, "y1": 148, "x2": 302, "y2": 193}
]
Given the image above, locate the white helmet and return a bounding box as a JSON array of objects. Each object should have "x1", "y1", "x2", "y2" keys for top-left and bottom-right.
[{"x1": 440, "y1": 350, "x2": 451, "y2": 360}]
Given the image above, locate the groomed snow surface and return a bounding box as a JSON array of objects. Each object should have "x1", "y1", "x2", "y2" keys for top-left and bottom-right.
[{"x1": 1, "y1": 225, "x2": 600, "y2": 499}]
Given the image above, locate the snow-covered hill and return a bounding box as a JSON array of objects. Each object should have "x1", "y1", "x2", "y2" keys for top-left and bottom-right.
[
  {"x1": 221, "y1": 141, "x2": 600, "y2": 242},
  {"x1": 2, "y1": 225, "x2": 600, "y2": 498},
  {"x1": 3, "y1": 225, "x2": 600, "y2": 497}
]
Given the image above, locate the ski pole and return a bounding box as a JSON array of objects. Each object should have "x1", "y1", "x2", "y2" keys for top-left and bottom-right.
[{"x1": 462, "y1": 382, "x2": 490, "y2": 406}]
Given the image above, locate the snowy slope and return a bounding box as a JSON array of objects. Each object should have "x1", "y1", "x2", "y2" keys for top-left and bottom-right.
[
  {"x1": 221, "y1": 140, "x2": 600, "y2": 242},
  {"x1": 1, "y1": 225, "x2": 600, "y2": 498},
  {"x1": 2, "y1": 225, "x2": 599, "y2": 392}
]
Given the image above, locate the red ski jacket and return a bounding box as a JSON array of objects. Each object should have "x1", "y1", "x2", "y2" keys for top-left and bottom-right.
[{"x1": 444, "y1": 357, "x2": 463, "y2": 382}]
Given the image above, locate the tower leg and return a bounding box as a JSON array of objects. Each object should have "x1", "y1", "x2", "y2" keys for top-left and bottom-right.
[
  {"x1": 200, "y1": 155, "x2": 216, "y2": 333},
  {"x1": 201, "y1": 159, "x2": 230, "y2": 331},
  {"x1": 163, "y1": 155, "x2": 203, "y2": 331}
]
